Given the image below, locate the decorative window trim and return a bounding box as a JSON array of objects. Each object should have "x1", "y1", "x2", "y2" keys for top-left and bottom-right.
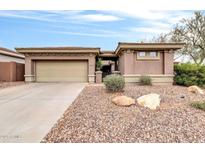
[{"x1": 136, "y1": 51, "x2": 160, "y2": 60}]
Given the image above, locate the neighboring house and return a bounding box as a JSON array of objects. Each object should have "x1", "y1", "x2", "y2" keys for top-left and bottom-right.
[
  {"x1": 0, "y1": 47, "x2": 25, "y2": 82},
  {"x1": 0, "y1": 47, "x2": 25, "y2": 63},
  {"x1": 16, "y1": 42, "x2": 184, "y2": 85}
]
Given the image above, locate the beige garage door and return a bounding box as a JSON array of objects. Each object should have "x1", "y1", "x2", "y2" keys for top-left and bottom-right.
[{"x1": 36, "y1": 61, "x2": 88, "y2": 82}]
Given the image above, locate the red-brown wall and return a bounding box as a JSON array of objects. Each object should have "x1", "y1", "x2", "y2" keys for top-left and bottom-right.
[
  {"x1": 0, "y1": 62, "x2": 25, "y2": 82},
  {"x1": 16, "y1": 63, "x2": 25, "y2": 81}
]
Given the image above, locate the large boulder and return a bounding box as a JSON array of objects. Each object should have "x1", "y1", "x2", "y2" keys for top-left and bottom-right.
[
  {"x1": 137, "y1": 93, "x2": 161, "y2": 110},
  {"x1": 188, "y1": 85, "x2": 204, "y2": 95},
  {"x1": 112, "y1": 95, "x2": 135, "y2": 106}
]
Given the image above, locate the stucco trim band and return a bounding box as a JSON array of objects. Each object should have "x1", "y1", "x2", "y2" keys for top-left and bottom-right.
[
  {"x1": 24, "y1": 74, "x2": 35, "y2": 82},
  {"x1": 88, "y1": 74, "x2": 95, "y2": 83},
  {"x1": 123, "y1": 74, "x2": 174, "y2": 85}
]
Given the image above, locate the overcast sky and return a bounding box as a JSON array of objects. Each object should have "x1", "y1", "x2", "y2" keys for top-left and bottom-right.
[{"x1": 0, "y1": 10, "x2": 200, "y2": 50}]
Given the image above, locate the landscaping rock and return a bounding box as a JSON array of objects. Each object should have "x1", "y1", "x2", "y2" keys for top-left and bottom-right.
[
  {"x1": 112, "y1": 95, "x2": 135, "y2": 106},
  {"x1": 188, "y1": 86, "x2": 204, "y2": 95},
  {"x1": 43, "y1": 85, "x2": 205, "y2": 143},
  {"x1": 137, "y1": 93, "x2": 160, "y2": 110}
]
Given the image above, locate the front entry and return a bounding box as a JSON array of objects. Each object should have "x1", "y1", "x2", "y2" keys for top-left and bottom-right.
[{"x1": 101, "y1": 65, "x2": 111, "y2": 78}]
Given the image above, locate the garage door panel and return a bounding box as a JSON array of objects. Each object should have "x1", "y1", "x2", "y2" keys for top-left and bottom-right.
[{"x1": 36, "y1": 61, "x2": 88, "y2": 82}]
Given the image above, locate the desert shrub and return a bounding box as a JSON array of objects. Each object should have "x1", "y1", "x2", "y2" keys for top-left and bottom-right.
[
  {"x1": 139, "y1": 75, "x2": 152, "y2": 85},
  {"x1": 174, "y1": 63, "x2": 205, "y2": 87},
  {"x1": 103, "y1": 74, "x2": 125, "y2": 92},
  {"x1": 191, "y1": 101, "x2": 205, "y2": 111}
]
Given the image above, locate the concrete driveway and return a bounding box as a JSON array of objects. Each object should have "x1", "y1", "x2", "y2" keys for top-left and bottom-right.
[{"x1": 0, "y1": 83, "x2": 86, "y2": 143}]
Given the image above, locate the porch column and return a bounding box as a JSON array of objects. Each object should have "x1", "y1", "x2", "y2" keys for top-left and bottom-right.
[
  {"x1": 110, "y1": 61, "x2": 115, "y2": 73},
  {"x1": 95, "y1": 71, "x2": 102, "y2": 83},
  {"x1": 123, "y1": 49, "x2": 135, "y2": 75},
  {"x1": 88, "y1": 54, "x2": 96, "y2": 83},
  {"x1": 24, "y1": 57, "x2": 35, "y2": 82},
  {"x1": 163, "y1": 50, "x2": 174, "y2": 75}
]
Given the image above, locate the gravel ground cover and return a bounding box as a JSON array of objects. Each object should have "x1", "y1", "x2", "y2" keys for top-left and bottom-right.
[
  {"x1": 0, "y1": 81, "x2": 25, "y2": 90},
  {"x1": 43, "y1": 85, "x2": 205, "y2": 143}
]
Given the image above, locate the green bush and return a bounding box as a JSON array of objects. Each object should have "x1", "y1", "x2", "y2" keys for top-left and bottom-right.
[
  {"x1": 139, "y1": 75, "x2": 152, "y2": 85},
  {"x1": 174, "y1": 63, "x2": 205, "y2": 87},
  {"x1": 103, "y1": 74, "x2": 125, "y2": 92}
]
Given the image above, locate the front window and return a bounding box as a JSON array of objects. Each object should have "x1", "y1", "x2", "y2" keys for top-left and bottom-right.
[
  {"x1": 150, "y1": 52, "x2": 158, "y2": 57},
  {"x1": 137, "y1": 51, "x2": 159, "y2": 60},
  {"x1": 138, "y1": 52, "x2": 146, "y2": 57}
]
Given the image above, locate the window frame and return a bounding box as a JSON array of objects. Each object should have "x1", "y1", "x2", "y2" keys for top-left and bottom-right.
[
  {"x1": 138, "y1": 51, "x2": 146, "y2": 57},
  {"x1": 136, "y1": 51, "x2": 160, "y2": 60}
]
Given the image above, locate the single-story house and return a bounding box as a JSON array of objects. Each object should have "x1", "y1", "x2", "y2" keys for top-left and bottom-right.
[
  {"x1": 16, "y1": 42, "x2": 184, "y2": 85},
  {"x1": 0, "y1": 47, "x2": 25, "y2": 82}
]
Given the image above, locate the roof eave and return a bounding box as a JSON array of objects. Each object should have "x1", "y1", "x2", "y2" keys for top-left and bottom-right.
[
  {"x1": 16, "y1": 47, "x2": 100, "y2": 54},
  {"x1": 98, "y1": 54, "x2": 117, "y2": 58},
  {"x1": 115, "y1": 43, "x2": 186, "y2": 55}
]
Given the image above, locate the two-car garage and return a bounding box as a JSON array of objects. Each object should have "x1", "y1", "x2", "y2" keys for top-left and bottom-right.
[
  {"x1": 35, "y1": 61, "x2": 88, "y2": 82},
  {"x1": 16, "y1": 47, "x2": 99, "y2": 83}
]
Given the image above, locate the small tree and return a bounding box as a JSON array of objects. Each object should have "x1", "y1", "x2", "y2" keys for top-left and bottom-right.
[
  {"x1": 151, "y1": 33, "x2": 170, "y2": 43},
  {"x1": 96, "y1": 58, "x2": 103, "y2": 71},
  {"x1": 170, "y1": 11, "x2": 205, "y2": 65}
]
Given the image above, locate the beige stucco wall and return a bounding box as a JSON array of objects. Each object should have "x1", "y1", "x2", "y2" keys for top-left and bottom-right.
[
  {"x1": 124, "y1": 50, "x2": 135, "y2": 74},
  {"x1": 134, "y1": 52, "x2": 164, "y2": 74},
  {"x1": 24, "y1": 53, "x2": 96, "y2": 83},
  {"x1": 118, "y1": 49, "x2": 174, "y2": 85},
  {"x1": 118, "y1": 50, "x2": 174, "y2": 75}
]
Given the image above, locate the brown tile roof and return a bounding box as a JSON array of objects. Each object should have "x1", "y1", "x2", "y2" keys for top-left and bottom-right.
[{"x1": 0, "y1": 47, "x2": 25, "y2": 59}]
